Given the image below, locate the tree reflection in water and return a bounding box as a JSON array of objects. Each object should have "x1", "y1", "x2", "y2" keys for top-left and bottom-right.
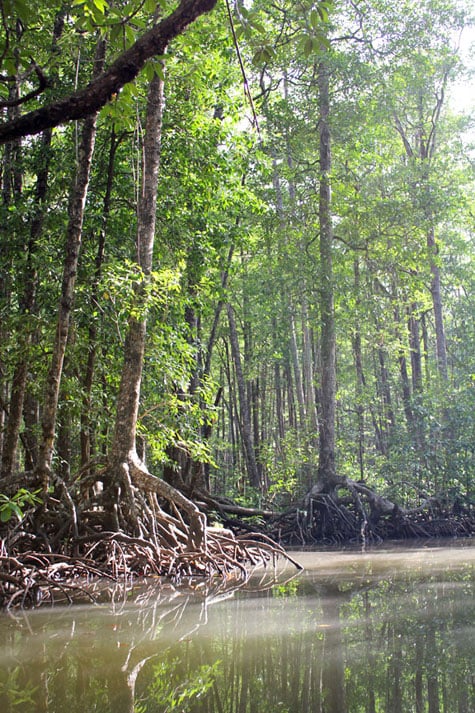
[{"x1": 0, "y1": 546, "x2": 473, "y2": 713}]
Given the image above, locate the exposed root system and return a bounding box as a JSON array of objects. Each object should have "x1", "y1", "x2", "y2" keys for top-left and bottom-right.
[
  {"x1": 0, "y1": 498, "x2": 298, "y2": 610},
  {"x1": 2, "y1": 471, "x2": 472, "y2": 609},
  {"x1": 0, "y1": 453, "x2": 305, "y2": 610},
  {"x1": 267, "y1": 479, "x2": 475, "y2": 546}
]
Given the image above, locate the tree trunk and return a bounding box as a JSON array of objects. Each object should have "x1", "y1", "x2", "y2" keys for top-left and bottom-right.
[
  {"x1": 270, "y1": 147, "x2": 308, "y2": 433},
  {"x1": 288, "y1": 309, "x2": 306, "y2": 427},
  {"x1": 35, "y1": 39, "x2": 106, "y2": 489},
  {"x1": 302, "y1": 299, "x2": 318, "y2": 432},
  {"x1": 396, "y1": 307, "x2": 415, "y2": 432},
  {"x1": 226, "y1": 303, "x2": 261, "y2": 489},
  {"x1": 375, "y1": 344, "x2": 394, "y2": 454},
  {"x1": 421, "y1": 311, "x2": 431, "y2": 385},
  {"x1": 22, "y1": 391, "x2": 39, "y2": 471},
  {"x1": 109, "y1": 69, "x2": 164, "y2": 474},
  {"x1": 273, "y1": 321, "x2": 286, "y2": 443},
  {"x1": 104, "y1": 66, "x2": 206, "y2": 546},
  {"x1": 428, "y1": 226, "x2": 448, "y2": 380},
  {"x1": 317, "y1": 56, "x2": 337, "y2": 489},
  {"x1": 285, "y1": 360, "x2": 297, "y2": 429},
  {"x1": 1, "y1": 128, "x2": 52, "y2": 479},
  {"x1": 408, "y1": 303, "x2": 423, "y2": 393},
  {"x1": 80, "y1": 129, "x2": 119, "y2": 467},
  {"x1": 353, "y1": 261, "x2": 365, "y2": 480}
]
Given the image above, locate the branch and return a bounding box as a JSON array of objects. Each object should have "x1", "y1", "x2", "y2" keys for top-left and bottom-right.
[
  {"x1": 427, "y1": 67, "x2": 451, "y2": 160},
  {"x1": 393, "y1": 112, "x2": 413, "y2": 158},
  {"x1": 0, "y1": 0, "x2": 218, "y2": 145},
  {"x1": 224, "y1": 0, "x2": 261, "y2": 139},
  {"x1": 0, "y1": 63, "x2": 50, "y2": 109}
]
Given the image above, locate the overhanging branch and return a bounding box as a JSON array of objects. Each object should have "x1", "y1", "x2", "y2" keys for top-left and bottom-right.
[{"x1": 0, "y1": 0, "x2": 218, "y2": 145}]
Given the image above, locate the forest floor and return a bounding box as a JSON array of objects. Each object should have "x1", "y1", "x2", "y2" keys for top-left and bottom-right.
[{"x1": 0, "y1": 477, "x2": 473, "y2": 610}]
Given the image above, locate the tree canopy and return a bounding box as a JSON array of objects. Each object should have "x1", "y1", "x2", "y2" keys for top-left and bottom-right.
[{"x1": 0, "y1": 0, "x2": 474, "y2": 595}]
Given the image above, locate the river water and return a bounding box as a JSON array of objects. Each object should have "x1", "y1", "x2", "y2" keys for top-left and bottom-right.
[{"x1": 0, "y1": 540, "x2": 473, "y2": 712}]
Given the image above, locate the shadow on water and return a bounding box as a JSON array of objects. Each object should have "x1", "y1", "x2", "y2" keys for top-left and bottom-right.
[{"x1": 0, "y1": 539, "x2": 473, "y2": 712}]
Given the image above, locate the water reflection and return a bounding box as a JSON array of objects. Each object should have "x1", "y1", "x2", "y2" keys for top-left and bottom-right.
[{"x1": 0, "y1": 542, "x2": 473, "y2": 713}]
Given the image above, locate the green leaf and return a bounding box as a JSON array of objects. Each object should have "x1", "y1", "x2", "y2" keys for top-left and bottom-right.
[
  {"x1": 125, "y1": 24, "x2": 137, "y2": 47},
  {"x1": 318, "y1": 5, "x2": 329, "y2": 23},
  {"x1": 92, "y1": 0, "x2": 109, "y2": 11},
  {"x1": 249, "y1": 19, "x2": 266, "y2": 34},
  {"x1": 0, "y1": 508, "x2": 12, "y2": 523},
  {"x1": 304, "y1": 35, "x2": 316, "y2": 57},
  {"x1": 110, "y1": 24, "x2": 121, "y2": 44},
  {"x1": 154, "y1": 62, "x2": 165, "y2": 81},
  {"x1": 9, "y1": 503, "x2": 23, "y2": 520},
  {"x1": 251, "y1": 45, "x2": 275, "y2": 67},
  {"x1": 10, "y1": 0, "x2": 31, "y2": 23},
  {"x1": 4, "y1": 58, "x2": 17, "y2": 76},
  {"x1": 310, "y1": 9, "x2": 321, "y2": 30}
]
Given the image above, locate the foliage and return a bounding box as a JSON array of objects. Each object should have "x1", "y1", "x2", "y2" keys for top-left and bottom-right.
[
  {"x1": 261, "y1": 428, "x2": 318, "y2": 504},
  {"x1": 142, "y1": 658, "x2": 221, "y2": 712},
  {"x1": 0, "y1": 667, "x2": 37, "y2": 708},
  {"x1": 0, "y1": 0, "x2": 474, "y2": 523},
  {"x1": 0, "y1": 489, "x2": 42, "y2": 523}
]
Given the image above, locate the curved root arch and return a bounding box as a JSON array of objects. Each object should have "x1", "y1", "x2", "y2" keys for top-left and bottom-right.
[
  {"x1": 0, "y1": 454, "x2": 300, "y2": 609},
  {"x1": 269, "y1": 478, "x2": 474, "y2": 545}
]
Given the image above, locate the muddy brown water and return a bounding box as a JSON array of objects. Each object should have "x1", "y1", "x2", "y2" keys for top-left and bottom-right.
[{"x1": 0, "y1": 539, "x2": 473, "y2": 712}]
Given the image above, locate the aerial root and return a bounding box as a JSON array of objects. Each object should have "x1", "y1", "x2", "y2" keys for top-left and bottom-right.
[
  {"x1": 0, "y1": 517, "x2": 297, "y2": 609},
  {"x1": 268, "y1": 478, "x2": 474, "y2": 545}
]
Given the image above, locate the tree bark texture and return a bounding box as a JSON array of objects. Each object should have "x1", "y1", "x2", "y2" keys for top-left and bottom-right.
[
  {"x1": 289, "y1": 310, "x2": 307, "y2": 427},
  {"x1": 408, "y1": 303, "x2": 423, "y2": 393},
  {"x1": 110, "y1": 71, "x2": 164, "y2": 467},
  {"x1": 395, "y1": 304, "x2": 415, "y2": 431},
  {"x1": 104, "y1": 66, "x2": 208, "y2": 547},
  {"x1": 302, "y1": 298, "x2": 319, "y2": 432},
  {"x1": 353, "y1": 261, "x2": 366, "y2": 480},
  {"x1": 427, "y1": 226, "x2": 448, "y2": 379}
]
